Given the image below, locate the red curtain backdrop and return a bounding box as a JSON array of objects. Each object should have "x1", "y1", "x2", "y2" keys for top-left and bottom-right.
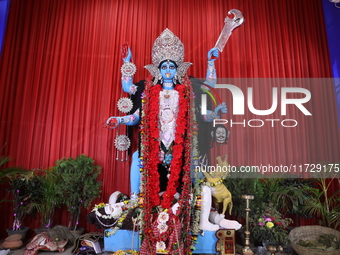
[{"x1": 0, "y1": 0, "x2": 339, "y2": 237}]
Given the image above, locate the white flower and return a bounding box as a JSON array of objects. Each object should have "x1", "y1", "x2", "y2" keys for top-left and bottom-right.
[
  {"x1": 156, "y1": 241, "x2": 166, "y2": 251},
  {"x1": 158, "y1": 211, "x2": 169, "y2": 223},
  {"x1": 110, "y1": 204, "x2": 123, "y2": 218},
  {"x1": 157, "y1": 223, "x2": 168, "y2": 233}
]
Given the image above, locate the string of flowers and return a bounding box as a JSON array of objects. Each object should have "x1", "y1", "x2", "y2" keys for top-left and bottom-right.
[
  {"x1": 92, "y1": 203, "x2": 122, "y2": 220},
  {"x1": 111, "y1": 250, "x2": 138, "y2": 255},
  {"x1": 161, "y1": 82, "x2": 188, "y2": 209},
  {"x1": 188, "y1": 83, "x2": 201, "y2": 252},
  {"x1": 138, "y1": 76, "x2": 156, "y2": 254},
  {"x1": 139, "y1": 76, "x2": 193, "y2": 254},
  {"x1": 190, "y1": 180, "x2": 202, "y2": 251},
  {"x1": 177, "y1": 76, "x2": 195, "y2": 254},
  {"x1": 104, "y1": 198, "x2": 140, "y2": 238}
]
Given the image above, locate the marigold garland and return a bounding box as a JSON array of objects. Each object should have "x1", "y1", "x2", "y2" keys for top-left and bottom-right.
[{"x1": 111, "y1": 250, "x2": 138, "y2": 255}]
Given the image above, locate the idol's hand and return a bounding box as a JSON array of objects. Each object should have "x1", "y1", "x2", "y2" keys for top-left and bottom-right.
[
  {"x1": 123, "y1": 47, "x2": 132, "y2": 62},
  {"x1": 121, "y1": 44, "x2": 135, "y2": 93},
  {"x1": 102, "y1": 117, "x2": 120, "y2": 129},
  {"x1": 214, "y1": 102, "x2": 227, "y2": 117},
  {"x1": 207, "y1": 47, "x2": 219, "y2": 62}
]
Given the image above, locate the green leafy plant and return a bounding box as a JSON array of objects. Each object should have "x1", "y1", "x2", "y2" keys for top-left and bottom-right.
[
  {"x1": 251, "y1": 203, "x2": 293, "y2": 245},
  {"x1": 54, "y1": 154, "x2": 102, "y2": 231},
  {"x1": 0, "y1": 156, "x2": 14, "y2": 186},
  {"x1": 8, "y1": 170, "x2": 43, "y2": 230},
  {"x1": 301, "y1": 169, "x2": 340, "y2": 229},
  {"x1": 223, "y1": 169, "x2": 316, "y2": 247},
  {"x1": 262, "y1": 177, "x2": 315, "y2": 216},
  {"x1": 35, "y1": 168, "x2": 61, "y2": 228},
  {"x1": 223, "y1": 169, "x2": 268, "y2": 220},
  {"x1": 1, "y1": 156, "x2": 28, "y2": 203},
  {"x1": 224, "y1": 169, "x2": 316, "y2": 220}
]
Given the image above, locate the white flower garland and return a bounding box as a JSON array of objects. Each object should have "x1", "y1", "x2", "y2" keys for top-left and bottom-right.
[{"x1": 92, "y1": 203, "x2": 123, "y2": 219}]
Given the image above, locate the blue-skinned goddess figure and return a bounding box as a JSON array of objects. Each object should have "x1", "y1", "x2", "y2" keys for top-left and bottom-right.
[{"x1": 104, "y1": 29, "x2": 229, "y2": 254}]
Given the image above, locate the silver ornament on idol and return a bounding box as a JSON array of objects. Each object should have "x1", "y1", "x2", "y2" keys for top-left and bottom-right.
[
  {"x1": 144, "y1": 28, "x2": 192, "y2": 84},
  {"x1": 117, "y1": 97, "x2": 133, "y2": 113},
  {"x1": 121, "y1": 62, "x2": 137, "y2": 76},
  {"x1": 114, "y1": 135, "x2": 131, "y2": 151}
]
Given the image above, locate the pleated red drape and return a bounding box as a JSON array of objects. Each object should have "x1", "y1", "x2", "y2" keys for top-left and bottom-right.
[{"x1": 0, "y1": 0, "x2": 339, "y2": 237}]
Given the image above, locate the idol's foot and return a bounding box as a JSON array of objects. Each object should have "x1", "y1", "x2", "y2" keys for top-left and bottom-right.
[{"x1": 199, "y1": 220, "x2": 220, "y2": 231}]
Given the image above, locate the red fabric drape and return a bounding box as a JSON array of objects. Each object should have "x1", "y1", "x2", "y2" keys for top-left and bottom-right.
[{"x1": 0, "y1": 0, "x2": 339, "y2": 238}]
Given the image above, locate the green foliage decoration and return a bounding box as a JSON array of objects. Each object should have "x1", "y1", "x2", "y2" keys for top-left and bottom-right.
[
  {"x1": 0, "y1": 156, "x2": 28, "y2": 187},
  {"x1": 251, "y1": 204, "x2": 293, "y2": 245},
  {"x1": 8, "y1": 170, "x2": 43, "y2": 230},
  {"x1": 54, "y1": 154, "x2": 102, "y2": 231},
  {"x1": 301, "y1": 166, "x2": 340, "y2": 229},
  {"x1": 222, "y1": 168, "x2": 268, "y2": 219},
  {"x1": 35, "y1": 167, "x2": 61, "y2": 228}
]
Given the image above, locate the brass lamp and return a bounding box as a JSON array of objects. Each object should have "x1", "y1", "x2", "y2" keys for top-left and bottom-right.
[{"x1": 242, "y1": 195, "x2": 254, "y2": 255}]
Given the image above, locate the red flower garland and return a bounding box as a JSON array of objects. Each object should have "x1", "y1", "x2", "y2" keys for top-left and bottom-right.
[
  {"x1": 140, "y1": 75, "x2": 194, "y2": 255},
  {"x1": 160, "y1": 83, "x2": 188, "y2": 209},
  {"x1": 142, "y1": 81, "x2": 189, "y2": 209}
]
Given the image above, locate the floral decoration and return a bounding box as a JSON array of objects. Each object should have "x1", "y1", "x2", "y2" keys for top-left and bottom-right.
[
  {"x1": 158, "y1": 211, "x2": 170, "y2": 223},
  {"x1": 157, "y1": 223, "x2": 168, "y2": 233},
  {"x1": 9, "y1": 170, "x2": 42, "y2": 230},
  {"x1": 92, "y1": 202, "x2": 123, "y2": 220},
  {"x1": 111, "y1": 250, "x2": 138, "y2": 255},
  {"x1": 156, "y1": 241, "x2": 168, "y2": 253},
  {"x1": 157, "y1": 211, "x2": 169, "y2": 233},
  {"x1": 252, "y1": 204, "x2": 293, "y2": 244},
  {"x1": 93, "y1": 202, "x2": 105, "y2": 209},
  {"x1": 103, "y1": 197, "x2": 140, "y2": 237},
  {"x1": 139, "y1": 76, "x2": 193, "y2": 255}
]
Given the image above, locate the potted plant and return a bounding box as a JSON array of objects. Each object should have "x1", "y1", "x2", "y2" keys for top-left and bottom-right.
[
  {"x1": 223, "y1": 170, "x2": 312, "y2": 247},
  {"x1": 0, "y1": 156, "x2": 28, "y2": 203},
  {"x1": 6, "y1": 170, "x2": 43, "y2": 239},
  {"x1": 222, "y1": 169, "x2": 269, "y2": 220},
  {"x1": 301, "y1": 167, "x2": 340, "y2": 229},
  {"x1": 251, "y1": 203, "x2": 293, "y2": 245},
  {"x1": 261, "y1": 176, "x2": 315, "y2": 217},
  {"x1": 54, "y1": 154, "x2": 102, "y2": 233},
  {"x1": 34, "y1": 167, "x2": 62, "y2": 234}
]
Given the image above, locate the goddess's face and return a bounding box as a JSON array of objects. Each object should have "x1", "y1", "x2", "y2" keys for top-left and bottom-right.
[{"x1": 160, "y1": 61, "x2": 177, "y2": 81}]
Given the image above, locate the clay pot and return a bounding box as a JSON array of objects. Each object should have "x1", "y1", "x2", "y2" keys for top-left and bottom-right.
[{"x1": 2, "y1": 234, "x2": 23, "y2": 249}]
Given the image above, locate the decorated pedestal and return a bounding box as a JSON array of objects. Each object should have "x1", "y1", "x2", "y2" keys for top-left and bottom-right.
[
  {"x1": 193, "y1": 230, "x2": 236, "y2": 254},
  {"x1": 104, "y1": 230, "x2": 235, "y2": 254},
  {"x1": 104, "y1": 230, "x2": 140, "y2": 252},
  {"x1": 193, "y1": 231, "x2": 218, "y2": 254}
]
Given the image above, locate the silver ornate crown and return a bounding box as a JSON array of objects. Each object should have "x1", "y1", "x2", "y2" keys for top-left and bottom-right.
[{"x1": 145, "y1": 29, "x2": 192, "y2": 84}]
